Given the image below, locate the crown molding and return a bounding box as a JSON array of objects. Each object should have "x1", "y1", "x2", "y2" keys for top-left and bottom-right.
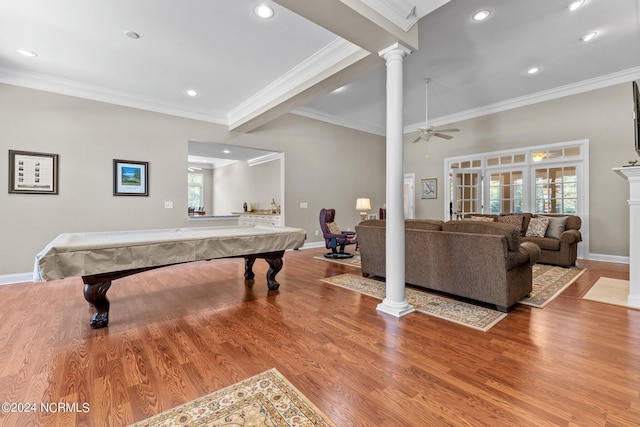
[
  {"x1": 361, "y1": 0, "x2": 418, "y2": 31},
  {"x1": 292, "y1": 106, "x2": 385, "y2": 136},
  {"x1": 0, "y1": 66, "x2": 228, "y2": 124},
  {"x1": 406, "y1": 66, "x2": 640, "y2": 131}
]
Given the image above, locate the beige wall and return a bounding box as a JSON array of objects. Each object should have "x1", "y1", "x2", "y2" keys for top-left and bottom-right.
[
  {"x1": 0, "y1": 84, "x2": 386, "y2": 275},
  {"x1": 213, "y1": 158, "x2": 282, "y2": 215},
  {"x1": 405, "y1": 82, "x2": 636, "y2": 258}
]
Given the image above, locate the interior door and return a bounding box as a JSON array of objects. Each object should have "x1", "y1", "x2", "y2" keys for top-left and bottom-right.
[
  {"x1": 451, "y1": 169, "x2": 482, "y2": 219},
  {"x1": 404, "y1": 173, "x2": 415, "y2": 219}
]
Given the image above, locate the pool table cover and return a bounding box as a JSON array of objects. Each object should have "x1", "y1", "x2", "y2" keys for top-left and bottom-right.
[{"x1": 34, "y1": 225, "x2": 306, "y2": 281}]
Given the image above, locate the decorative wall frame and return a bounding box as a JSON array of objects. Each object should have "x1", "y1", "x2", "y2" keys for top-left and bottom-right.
[
  {"x1": 113, "y1": 159, "x2": 148, "y2": 196},
  {"x1": 8, "y1": 150, "x2": 59, "y2": 195},
  {"x1": 421, "y1": 178, "x2": 437, "y2": 199}
]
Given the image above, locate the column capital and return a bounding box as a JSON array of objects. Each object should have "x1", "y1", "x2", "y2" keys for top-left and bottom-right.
[{"x1": 378, "y1": 42, "x2": 412, "y2": 60}]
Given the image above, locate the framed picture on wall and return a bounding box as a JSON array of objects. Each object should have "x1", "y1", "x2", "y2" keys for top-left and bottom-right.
[
  {"x1": 113, "y1": 159, "x2": 148, "y2": 196},
  {"x1": 421, "y1": 178, "x2": 437, "y2": 199},
  {"x1": 8, "y1": 150, "x2": 59, "y2": 195}
]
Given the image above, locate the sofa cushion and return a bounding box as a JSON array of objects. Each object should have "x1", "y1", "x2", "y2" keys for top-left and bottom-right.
[
  {"x1": 521, "y1": 236, "x2": 561, "y2": 251},
  {"x1": 326, "y1": 222, "x2": 341, "y2": 234},
  {"x1": 405, "y1": 219, "x2": 444, "y2": 231},
  {"x1": 525, "y1": 217, "x2": 550, "y2": 237},
  {"x1": 541, "y1": 216, "x2": 568, "y2": 239},
  {"x1": 497, "y1": 214, "x2": 525, "y2": 234},
  {"x1": 470, "y1": 216, "x2": 495, "y2": 222},
  {"x1": 442, "y1": 221, "x2": 521, "y2": 252}
]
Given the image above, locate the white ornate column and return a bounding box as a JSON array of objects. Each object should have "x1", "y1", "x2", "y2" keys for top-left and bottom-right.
[
  {"x1": 613, "y1": 166, "x2": 640, "y2": 308},
  {"x1": 376, "y1": 43, "x2": 415, "y2": 317}
]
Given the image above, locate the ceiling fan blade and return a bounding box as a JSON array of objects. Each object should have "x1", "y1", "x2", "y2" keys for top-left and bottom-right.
[
  {"x1": 434, "y1": 133, "x2": 453, "y2": 140},
  {"x1": 411, "y1": 136, "x2": 423, "y2": 144}
]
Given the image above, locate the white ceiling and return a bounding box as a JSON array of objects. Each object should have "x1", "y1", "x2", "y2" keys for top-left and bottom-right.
[{"x1": 1, "y1": 0, "x2": 640, "y2": 139}]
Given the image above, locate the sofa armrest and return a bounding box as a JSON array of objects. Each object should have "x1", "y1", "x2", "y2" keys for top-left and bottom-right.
[
  {"x1": 559, "y1": 229, "x2": 581, "y2": 244},
  {"x1": 519, "y1": 241, "x2": 541, "y2": 264}
]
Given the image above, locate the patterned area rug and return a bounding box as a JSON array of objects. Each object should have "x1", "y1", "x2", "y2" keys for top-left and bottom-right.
[
  {"x1": 129, "y1": 369, "x2": 336, "y2": 427},
  {"x1": 520, "y1": 264, "x2": 585, "y2": 308},
  {"x1": 320, "y1": 274, "x2": 507, "y2": 331},
  {"x1": 317, "y1": 255, "x2": 584, "y2": 309},
  {"x1": 313, "y1": 254, "x2": 362, "y2": 268}
]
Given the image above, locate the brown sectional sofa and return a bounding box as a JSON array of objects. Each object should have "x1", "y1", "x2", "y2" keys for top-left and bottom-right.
[
  {"x1": 355, "y1": 219, "x2": 541, "y2": 312},
  {"x1": 465, "y1": 213, "x2": 582, "y2": 267}
]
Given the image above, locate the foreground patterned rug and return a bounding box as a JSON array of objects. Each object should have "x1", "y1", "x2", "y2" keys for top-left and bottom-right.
[
  {"x1": 519, "y1": 264, "x2": 585, "y2": 308},
  {"x1": 320, "y1": 274, "x2": 507, "y2": 331},
  {"x1": 313, "y1": 254, "x2": 362, "y2": 268},
  {"x1": 129, "y1": 368, "x2": 336, "y2": 427}
]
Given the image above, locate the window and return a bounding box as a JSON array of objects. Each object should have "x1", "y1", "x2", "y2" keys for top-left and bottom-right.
[
  {"x1": 188, "y1": 173, "x2": 204, "y2": 208},
  {"x1": 489, "y1": 170, "x2": 524, "y2": 213},
  {"x1": 534, "y1": 166, "x2": 577, "y2": 213}
]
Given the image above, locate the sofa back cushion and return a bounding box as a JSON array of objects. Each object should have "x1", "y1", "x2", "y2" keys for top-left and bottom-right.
[
  {"x1": 405, "y1": 219, "x2": 444, "y2": 231},
  {"x1": 442, "y1": 220, "x2": 521, "y2": 252}
]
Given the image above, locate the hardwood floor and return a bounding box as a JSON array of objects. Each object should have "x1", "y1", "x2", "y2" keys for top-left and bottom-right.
[{"x1": 0, "y1": 248, "x2": 637, "y2": 426}]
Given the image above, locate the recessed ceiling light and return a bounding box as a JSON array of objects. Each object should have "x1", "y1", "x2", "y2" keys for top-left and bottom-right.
[
  {"x1": 16, "y1": 49, "x2": 37, "y2": 57},
  {"x1": 568, "y1": 0, "x2": 584, "y2": 11},
  {"x1": 254, "y1": 4, "x2": 274, "y2": 19},
  {"x1": 186, "y1": 89, "x2": 198, "y2": 97},
  {"x1": 527, "y1": 67, "x2": 540, "y2": 75},
  {"x1": 124, "y1": 30, "x2": 140, "y2": 39},
  {"x1": 332, "y1": 86, "x2": 346, "y2": 93},
  {"x1": 472, "y1": 10, "x2": 492, "y2": 21},
  {"x1": 223, "y1": 150, "x2": 231, "y2": 154},
  {"x1": 581, "y1": 31, "x2": 597, "y2": 42}
]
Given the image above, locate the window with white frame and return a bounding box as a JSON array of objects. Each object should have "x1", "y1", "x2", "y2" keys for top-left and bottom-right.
[
  {"x1": 188, "y1": 173, "x2": 204, "y2": 209},
  {"x1": 446, "y1": 140, "x2": 587, "y2": 217}
]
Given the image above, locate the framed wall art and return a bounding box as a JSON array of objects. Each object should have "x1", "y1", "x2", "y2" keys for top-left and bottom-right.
[
  {"x1": 8, "y1": 150, "x2": 59, "y2": 195},
  {"x1": 421, "y1": 178, "x2": 437, "y2": 199},
  {"x1": 113, "y1": 159, "x2": 148, "y2": 196}
]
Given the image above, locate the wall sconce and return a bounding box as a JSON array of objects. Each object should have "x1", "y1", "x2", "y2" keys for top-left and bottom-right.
[{"x1": 356, "y1": 198, "x2": 372, "y2": 222}]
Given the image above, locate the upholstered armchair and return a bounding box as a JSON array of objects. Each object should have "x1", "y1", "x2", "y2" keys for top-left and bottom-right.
[{"x1": 319, "y1": 208, "x2": 357, "y2": 258}]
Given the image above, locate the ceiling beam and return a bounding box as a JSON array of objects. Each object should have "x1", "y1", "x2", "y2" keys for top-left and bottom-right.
[{"x1": 229, "y1": 0, "x2": 421, "y2": 133}]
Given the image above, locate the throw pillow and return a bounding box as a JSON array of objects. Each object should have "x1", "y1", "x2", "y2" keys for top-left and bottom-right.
[
  {"x1": 525, "y1": 217, "x2": 550, "y2": 237},
  {"x1": 470, "y1": 216, "x2": 495, "y2": 222},
  {"x1": 326, "y1": 221, "x2": 341, "y2": 234},
  {"x1": 497, "y1": 214, "x2": 524, "y2": 234},
  {"x1": 541, "y1": 216, "x2": 568, "y2": 239}
]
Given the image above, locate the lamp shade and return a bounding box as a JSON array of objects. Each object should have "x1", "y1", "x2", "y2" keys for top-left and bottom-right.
[{"x1": 356, "y1": 198, "x2": 372, "y2": 211}]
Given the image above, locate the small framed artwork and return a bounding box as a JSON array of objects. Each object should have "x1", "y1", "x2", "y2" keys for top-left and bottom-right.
[
  {"x1": 8, "y1": 150, "x2": 59, "y2": 195},
  {"x1": 421, "y1": 178, "x2": 437, "y2": 199},
  {"x1": 113, "y1": 159, "x2": 148, "y2": 196}
]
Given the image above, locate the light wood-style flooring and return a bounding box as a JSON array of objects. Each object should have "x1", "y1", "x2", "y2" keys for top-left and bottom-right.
[{"x1": 0, "y1": 248, "x2": 638, "y2": 426}]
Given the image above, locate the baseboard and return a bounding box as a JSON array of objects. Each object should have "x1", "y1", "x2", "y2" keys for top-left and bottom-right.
[
  {"x1": 301, "y1": 241, "x2": 325, "y2": 249},
  {"x1": 586, "y1": 253, "x2": 629, "y2": 264},
  {"x1": 0, "y1": 272, "x2": 33, "y2": 286}
]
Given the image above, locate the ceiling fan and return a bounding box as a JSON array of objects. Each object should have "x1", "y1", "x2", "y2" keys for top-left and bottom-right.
[{"x1": 411, "y1": 79, "x2": 459, "y2": 144}]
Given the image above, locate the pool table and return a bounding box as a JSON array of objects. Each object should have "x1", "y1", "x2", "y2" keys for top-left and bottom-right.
[{"x1": 34, "y1": 225, "x2": 306, "y2": 328}]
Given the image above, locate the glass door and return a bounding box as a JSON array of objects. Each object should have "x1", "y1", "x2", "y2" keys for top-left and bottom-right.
[{"x1": 450, "y1": 169, "x2": 482, "y2": 219}]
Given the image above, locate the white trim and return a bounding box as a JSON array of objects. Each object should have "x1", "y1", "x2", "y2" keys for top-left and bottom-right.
[
  {"x1": 406, "y1": 66, "x2": 640, "y2": 130},
  {"x1": 0, "y1": 272, "x2": 33, "y2": 286},
  {"x1": 0, "y1": 66, "x2": 228, "y2": 124},
  {"x1": 247, "y1": 152, "x2": 282, "y2": 167},
  {"x1": 292, "y1": 107, "x2": 385, "y2": 136},
  {"x1": 587, "y1": 253, "x2": 630, "y2": 264}
]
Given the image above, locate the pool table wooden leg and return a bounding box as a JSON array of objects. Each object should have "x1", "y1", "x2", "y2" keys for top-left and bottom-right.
[
  {"x1": 83, "y1": 281, "x2": 111, "y2": 329},
  {"x1": 244, "y1": 258, "x2": 256, "y2": 280},
  {"x1": 265, "y1": 257, "x2": 283, "y2": 290}
]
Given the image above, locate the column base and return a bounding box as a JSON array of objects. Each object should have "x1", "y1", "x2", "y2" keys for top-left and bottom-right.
[{"x1": 376, "y1": 299, "x2": 415, "y2": 318}]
